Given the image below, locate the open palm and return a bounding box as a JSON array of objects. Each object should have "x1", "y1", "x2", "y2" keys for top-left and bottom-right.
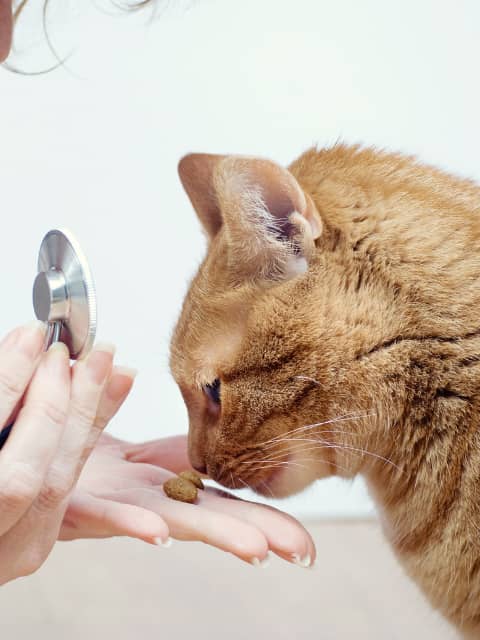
[{"x1": 60, "y1": 433, "x2": 315, "y2": 567}]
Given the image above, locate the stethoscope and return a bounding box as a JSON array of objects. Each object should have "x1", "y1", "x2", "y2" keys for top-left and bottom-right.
[{"x1": 0, "y1": 229, "x2": 97, "y2": 450}]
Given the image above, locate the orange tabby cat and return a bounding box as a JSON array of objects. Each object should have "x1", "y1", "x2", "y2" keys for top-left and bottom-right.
[{"x1": 170, "y1": 145, "x2": 480, "y2": 636}]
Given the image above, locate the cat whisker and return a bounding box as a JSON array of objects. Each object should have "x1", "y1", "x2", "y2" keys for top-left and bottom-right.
[
  {"x1": 251, "y1": 437, "x2": 400, "y2": 471},
  {"x1": 255, "y1": 413, "x2": 357, "y2": 447},
  {"x1": 242, "y1": 458, "x2": 316, "y2": 476},
  {"x1": 259, "y1": 479, "x2": 275, "y2": 499},
  {"x1": 293, "y1": 412, "x2": 375, "y2": 437},
  {"x1": 257, "y1": 439, "x2": 335, "y2": 461},
  {"x1": 293, "y1": 455, "x2": 351, "y2": 474},
  {"x1": 237, "y1": 475, "x2": 276, "y2": 499},
  {"x1": 293, "y1": 375, "x2": 323, "y2": 386},
  {"x1": 262, "y1": 428, "x2": 362, "y2": 451},
  {"x1": 237, "y1": 477, "x2": 249, "y2": 489},
  {"x1": 244, "y1": 440, "x2": 338, "y2": 469},
  {"x1": 240, "y1": 458, "x2": 302, "y2": 467},
  {"x1": 323, "y1": 442, "x2": 400, "y2": 470},
  {"x1": 245, "y1": 455, "x2": 351, "y2": 475},
  {"x1": 237, "y1": 476, "x2": 258, "y2": 495},
  {"x1": 257, "y1": 412, "x2": 375, "y2": 448},
  {"x1": 243, "y1": 460, "x2": 312, "y2": 474},
  {"x1": 243, "y1": 455, "x2": 349, "y2": 476}
]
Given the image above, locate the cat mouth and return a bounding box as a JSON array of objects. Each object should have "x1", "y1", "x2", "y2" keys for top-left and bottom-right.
[
  {"x1": 213, "y1": 456, "x2": 289, "y2": 496},
  {"x1": 214, "y1": 449, "x2": 321, "y2": 499}
]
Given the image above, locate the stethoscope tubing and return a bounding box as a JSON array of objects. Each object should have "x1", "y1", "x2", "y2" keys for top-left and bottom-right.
[{"x1": 0, "y1": 424, "x2": 12, "y2": 450}]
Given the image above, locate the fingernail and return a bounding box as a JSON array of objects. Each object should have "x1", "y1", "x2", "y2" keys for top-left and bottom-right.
[
  {"x1": 93, "y1": 342, "x2": 116, "y2": 356},
  {"x1": 106, "y1": 366, "x2": 137, "y2": 401},
  {"x1": 114, "y1": 366, "x2": 138, "y2": 380},
  {"x1": 15, "y1": 321, "x2": 47, "y2": 358},
  {"x1": 47, "y1": 341, "x2": 69, "y2": 372},
  {"x1": 251, "y1": 554, "x2": 270, "y2": 568},
  {"x1": 292, "y1": 553, "x2": 312, "y2": 568},
  {"x1": 154, "y1": 536, "x2": 172, "y2": 548},
  {"x1": 86, "y1": 343, "x2": 116, "y2": 385}
]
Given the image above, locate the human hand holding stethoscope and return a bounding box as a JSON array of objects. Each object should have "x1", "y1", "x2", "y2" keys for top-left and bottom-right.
[
  {"x1": 0, "y1": 230, "x2": 138, "y2": 584},
  {"x1": 0, "y1": 229, "x2": 97, "y2": 450},
  {"x1": 0, "y1": 322, "x2": 137, "y2": 584}
]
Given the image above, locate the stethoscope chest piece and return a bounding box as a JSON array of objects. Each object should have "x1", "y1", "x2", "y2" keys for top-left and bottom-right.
[
  {"x1": 0, "y1": 229, "x2": 97, "y2": 450},
  {"x1": 32, "y1": 229, "x2": 96, "y2": 360}
]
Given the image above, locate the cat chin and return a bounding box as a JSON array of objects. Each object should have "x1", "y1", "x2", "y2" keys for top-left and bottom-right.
[{"x1": 252, "y1": 457, "x2": 327, "y2": 499}]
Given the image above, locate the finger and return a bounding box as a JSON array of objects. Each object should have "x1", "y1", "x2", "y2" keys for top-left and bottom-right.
[
  {"x1": 0, "y1": 322, "x2": 46, "y2": 429},
  {"x1": 83, "y1": 461, "x2": 174, "y2": 491},
  {"x1": 59, "y1": 491, "x2": 170, "y2": 545},
  {"x1": 197, "y1": 489, "x2": 316, "y2": 567},
  {"x1": 100, "y1": 487, "x2": 269, "y2": 565},
  {"x1": 86, "y1": 365, "x2": 137, "y2": 454},
  {"x1": 74, "y1": 366, "x2": 137, "y2": 475},
  {"x1": 0, "y1": 342, "x2": 70, "y2": 535},
  {"x1": 72, "y1": 366, "x2": 138, "y2": 464},
  {"x1": 39, "y1": 344, "x2": 116, "y2": 500},
  {"x1": 124, "y1": 436, "x2": 192, "y2": 474}
]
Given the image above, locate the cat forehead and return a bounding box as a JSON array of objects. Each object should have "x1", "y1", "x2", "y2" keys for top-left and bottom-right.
[
  {"x1": 192, "y1": 326, "x2": 246, "y2": 386},
  {"x1": 182, "y1": 297, "x2": 298, "y2": 387},
  {"x1": 172, "y1": 280, "x2": 252, "y2": 386}
]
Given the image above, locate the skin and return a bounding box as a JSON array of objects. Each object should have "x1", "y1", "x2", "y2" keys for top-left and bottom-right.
[
  {"x1": 172, "y1": 147, "x2": 480, "y2": 635},
  {"x1": 67, "y1": 433, "x2": 315, "y2": 566},
  {"x1": 0, "y1": 0, "x2": 12, "y2": 62},
  {"x1": 0, "y1": 323, "x2": 124, "y2": 583}
]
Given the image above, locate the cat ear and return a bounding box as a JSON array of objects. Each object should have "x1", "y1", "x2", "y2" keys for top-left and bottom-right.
[
  {"x1": 215, "y1": 156, "x2": 323, "y2": 280},
  {"x1": 178, "y1": 153, "x2": 322, "y2": 281},
  {"x1": 178, "y1": 153, "x2": 226, "y2": 239}
]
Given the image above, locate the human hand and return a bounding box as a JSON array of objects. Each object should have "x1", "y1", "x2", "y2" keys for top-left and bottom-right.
[
  {"x1": 61, "y1": 433, "x2": 316, "y2": 567},
  {"x1": 0, "y1": 323, "x2": 135, "y2": 585}
]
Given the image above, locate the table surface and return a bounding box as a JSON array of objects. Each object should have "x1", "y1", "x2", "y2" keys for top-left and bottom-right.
[{"x1": 2, "y1": 520, "x2": 460, "y2": 639}]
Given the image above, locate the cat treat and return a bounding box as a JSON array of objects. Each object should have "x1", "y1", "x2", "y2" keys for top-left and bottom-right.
[
  {"x1": 163, "y1": 471, "x2": 204, "y2": 503},
  {"x1": 179, "y1": 470, "x2": 205, "y2": 490}
]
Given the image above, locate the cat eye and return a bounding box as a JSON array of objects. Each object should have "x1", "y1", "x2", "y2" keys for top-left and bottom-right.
[{"x1": 203, "y1": 379, "x2": 221, "y2": 406}]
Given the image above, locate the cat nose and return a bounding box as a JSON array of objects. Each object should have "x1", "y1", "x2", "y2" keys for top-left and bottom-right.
[{"x1": 192, "y1": 461, "x2": 207, "y2": 474}]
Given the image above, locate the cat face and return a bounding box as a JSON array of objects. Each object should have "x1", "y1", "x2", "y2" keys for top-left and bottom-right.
[{"x1": 170, "y1": 151, "x2": 389, "y2": 497}]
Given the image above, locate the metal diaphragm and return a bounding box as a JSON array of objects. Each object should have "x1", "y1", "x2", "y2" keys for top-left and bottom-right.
[{"x1": 32, "y1": 229, "x2": 96, "y2": 360}]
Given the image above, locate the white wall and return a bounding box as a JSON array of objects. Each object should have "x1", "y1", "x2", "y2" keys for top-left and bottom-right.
[{"x1": 0, "y1": 0, "x2": 478, "y2": 518}]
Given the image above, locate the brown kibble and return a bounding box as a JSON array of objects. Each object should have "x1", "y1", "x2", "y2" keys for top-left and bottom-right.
[
  {"x1": 179, "y1": 470, "x2": 205, "y2": 490},
  {"x1": 163, "y1": 477, "x2": 198, "y2": 504}
]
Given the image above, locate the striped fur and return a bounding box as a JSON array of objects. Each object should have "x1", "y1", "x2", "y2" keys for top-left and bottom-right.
[{"x1": 170, "y1": 145, "x2": 480, "y2": 634}]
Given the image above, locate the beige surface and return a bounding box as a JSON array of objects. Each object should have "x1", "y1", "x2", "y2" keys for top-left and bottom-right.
[{"x1": 1, "y1": 520, "x2": 459, "y2": 640}]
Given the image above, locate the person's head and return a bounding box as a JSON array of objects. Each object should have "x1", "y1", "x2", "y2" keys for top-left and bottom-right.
[
  {"x1": 0, "y1": 0, "x2": 155, "y2": 64},
  {"x1": 0, "y1": 0, "x2": 12, "y2": 62}
]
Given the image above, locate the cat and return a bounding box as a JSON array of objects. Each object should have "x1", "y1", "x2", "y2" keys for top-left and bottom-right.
[{"x1": 170, "y1": 145, "x2": 480, "y2": 637}]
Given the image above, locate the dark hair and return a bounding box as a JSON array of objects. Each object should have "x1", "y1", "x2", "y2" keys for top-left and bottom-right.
[
  {"x1": 13, "y1": 0, "x2": 155, "y2": 20},
  {"x1": 8, "y1": 0, "x2": 157, "y2": 73}
]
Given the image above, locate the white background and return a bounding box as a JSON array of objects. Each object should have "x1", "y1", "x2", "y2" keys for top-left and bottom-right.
[{"x1": 0, "y1": 0, "x2": 478, "y2": 518}]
